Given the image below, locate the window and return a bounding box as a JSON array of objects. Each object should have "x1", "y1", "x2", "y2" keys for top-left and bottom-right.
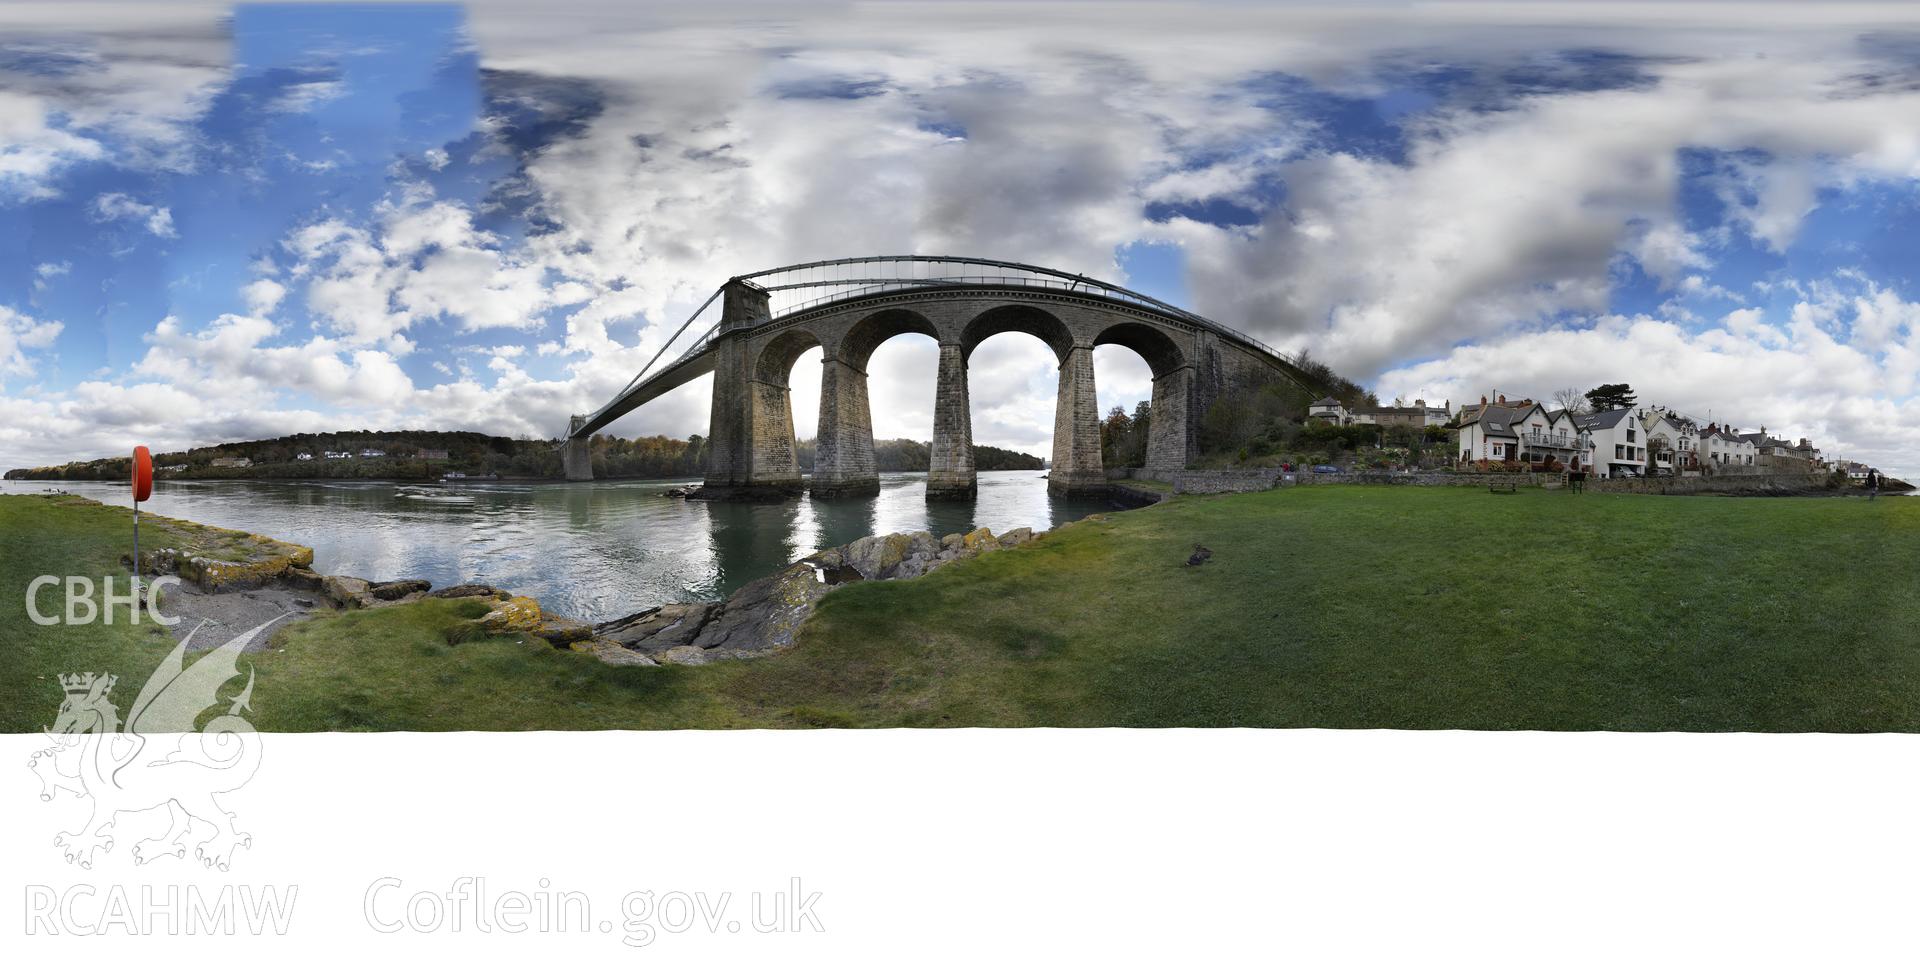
[
  {"x1": 1627, "y1": 428, "x2": 1637, "y2": 442},
  {"x1": 1615, "y1": 444, "x2": 1625, "y2": 460}
]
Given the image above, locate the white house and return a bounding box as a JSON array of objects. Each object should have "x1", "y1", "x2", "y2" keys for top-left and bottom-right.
[
  {"x1": 360, "y1": 448, "x2": 387, "y2": 458},
  {"x1": 324, "y1": 450, "x2": 352, "y2": 460},
  {"x1": 1457, "y1": 401, "x2": 1587, "y2": 468},
  {"x1": 1575, "y1": 407, "x2": 1646, "y2": 478},
  {"x1": 1307, "y1": 396, "x2": 1349, "y2": 425},
  {"x1": 296, "y1": 452, "x2": 314, "y2": 461},
  {"x1": 1638, "y1": 409, "x2": 1700, "y2": 476},
  {"x1": 1698, "y1": 425, "x2": 1756, "y2": 468}
]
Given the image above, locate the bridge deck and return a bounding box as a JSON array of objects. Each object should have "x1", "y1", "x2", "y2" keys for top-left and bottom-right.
[{"x1": 575, "y1": 348, "x2": 717, "y2": 438}]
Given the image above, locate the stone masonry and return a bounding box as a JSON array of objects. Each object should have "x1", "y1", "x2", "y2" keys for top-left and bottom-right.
[
  {"x1": 659, "y1": 284, "x2": 1308, "y2": 500},
  {"x1": 926, "y1": 341, "x2": 977, "y2": 498},
  {"x1": 563, "y1": 413, "x2": 592, "y2": 481},
  {"x1": 1049, "y1": 345, "x2": 1105, "y2": 496},
  {"x1": 811, "y1": 356, "x2": 879, "y2": 497}
]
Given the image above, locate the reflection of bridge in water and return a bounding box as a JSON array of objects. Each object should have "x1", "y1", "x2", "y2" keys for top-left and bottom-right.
[{"x1": 566, "y1": 256, "x2": 1314, "y2": 500}]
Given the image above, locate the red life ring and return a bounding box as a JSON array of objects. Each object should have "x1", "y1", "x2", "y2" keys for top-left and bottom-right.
[{"x1": 132, "y1": 446, "x2": 153, "y2": 502}]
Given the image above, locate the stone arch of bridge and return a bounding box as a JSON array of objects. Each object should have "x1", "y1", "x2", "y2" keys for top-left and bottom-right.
[
  {"x1": 959, "y1": 304, "x2": 1074, "y2": 365},
  {"x1": 837, "y1": 308, "x2": 941, "y2": 373},
  {"x1": 956, "y1": 304, "x2": 1099, "y2": 497},
  {"x1": 1091, "y1": 320, "x2": 1195, "y2": 472}
]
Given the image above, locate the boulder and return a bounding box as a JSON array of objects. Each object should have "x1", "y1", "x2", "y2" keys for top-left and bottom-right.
[
  {"x1": 656, "y1": 645, "x2": 711, "y2": 666},
  {"x1": 692, "y1": 561, "x2": 831, "y2": 654},
  {"x1": 533, "y1": 614, "x2": 593, "y2": 647},
  {"x1": 430, "y1": 583, "x2": 509, "y2": 600},
  {"x1": 369, "y1": 578, "x2": 431, "y2": 601},
  {"x1": 322, "y1": 575, "x2": 374, "y2": 609},
  {"x1": 997, "y1": 527, "x2": 1035, "y2": 548},
  {"x1": 596, "y1": 603, "x2": 717, "y2": 654},
  {"x1": 569, "y1": 637, "x2": 659, "y2": 666},
  {"x1": 282, "y1": 565, "x2": 326, "y2": 591},
  {"x1": 480, "y1": 595, "x2": 544, "y2": 634},
  {"x1": 961, "y1": 527, "x2": 1001, "y2": 554},
  {"x1": 840, "y1": 530, "x2": 942, "y2": 581}
]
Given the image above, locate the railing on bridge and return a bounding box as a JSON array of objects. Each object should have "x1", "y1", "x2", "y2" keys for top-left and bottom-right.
[{"x1": 579, "y1": 255, "x2": 1306, "y2": 438}]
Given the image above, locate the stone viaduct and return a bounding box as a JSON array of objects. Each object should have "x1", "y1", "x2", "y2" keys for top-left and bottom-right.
[{"x1": 565, "y1": 257, "x2": 1313, "y2": 500}]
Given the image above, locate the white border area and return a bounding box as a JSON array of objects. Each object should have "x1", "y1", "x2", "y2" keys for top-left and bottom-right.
[{"x1": 4, "y1": 729, "x2": 1916, "y2": 956}]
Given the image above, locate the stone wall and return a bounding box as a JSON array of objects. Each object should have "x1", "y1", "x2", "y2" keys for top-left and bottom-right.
[{"x1": 1111, "y1": 467, "x2": 1833, "y2": 497}]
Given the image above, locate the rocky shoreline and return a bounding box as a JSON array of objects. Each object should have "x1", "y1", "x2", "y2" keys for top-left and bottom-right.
[
  {"x1": 580, "y1": 526, "x2": 1041, "y2": 665},
  {"x1": 113, "y1": 492, "x2": 1068, "y2": 668}
]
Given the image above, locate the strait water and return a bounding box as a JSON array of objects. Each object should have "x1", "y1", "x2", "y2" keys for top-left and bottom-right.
[{"x1": 21, "y1": 471, "x2": 1106, "y2": 621}]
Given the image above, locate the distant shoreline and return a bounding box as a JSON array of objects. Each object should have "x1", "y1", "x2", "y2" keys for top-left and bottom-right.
[{"x1": 6, "y1": 468, "x2": 1054, "y2": 488}]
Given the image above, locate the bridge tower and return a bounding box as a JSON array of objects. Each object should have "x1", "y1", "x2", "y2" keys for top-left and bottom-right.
[
  {"x1": 697, "y1": 279, "x2": 804, "y2": 498},
  {"x1": 563, "y1": 414, "x2": 593, "y2": 481}
]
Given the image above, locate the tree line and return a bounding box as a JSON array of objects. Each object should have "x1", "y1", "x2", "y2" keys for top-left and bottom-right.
[{"x1": 7, "y1": 429, "x2": 1042, "y2": 482}]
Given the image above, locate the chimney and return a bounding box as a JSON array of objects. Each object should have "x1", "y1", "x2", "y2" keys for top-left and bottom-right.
[
  {"x1": 1481, "y1": 394, "x2": 1488, "y2": 406},
  {"x1": 1497, "y1": 393, "x2": 1506, "y2": 404},
  {"x1": 1414, "y1": 399, "x2": 1425, "y2": 408}
]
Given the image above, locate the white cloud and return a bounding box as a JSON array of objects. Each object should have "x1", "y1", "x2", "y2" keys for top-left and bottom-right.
[
  {"x1": 0, "y1": 305, "x2": 63, "y2": 382},
  {"x1": 0, "y1": 90, "x2": 104, "y2": 199},
  {"x1": 242, "y1": 278, "x2": 287, "y2": 315},
  {"x1": 290, "y1": 193, "x2": 559, "y2": 344},
  {"x1": 92, "y1": 191, "x2": 177, "y2": 237}
]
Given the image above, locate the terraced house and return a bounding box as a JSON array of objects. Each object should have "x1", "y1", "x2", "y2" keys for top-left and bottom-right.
[
  {"x1": 1638, "y1": 408, "x2": 1701, "y2": 476},
  {"x1": 1698, "y1": 424, "x2": 1757, "y2": 468}
]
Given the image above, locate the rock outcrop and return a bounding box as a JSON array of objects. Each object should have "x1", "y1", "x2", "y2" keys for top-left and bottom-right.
[
  {"x1": 369, "y1": 578, "x2": 430, "y2": 601},
  {"x1": 577, "y1": 525, "x2": 1041, "y2": 667}
]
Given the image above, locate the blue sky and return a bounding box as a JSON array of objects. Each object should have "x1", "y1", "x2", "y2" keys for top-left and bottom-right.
[{"x1": 4, "y1": 1, "x2": 1920, "y2": 475}]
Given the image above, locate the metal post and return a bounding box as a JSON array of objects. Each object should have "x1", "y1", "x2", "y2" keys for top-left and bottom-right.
[{"x1": 132, "y1": 499, "x2": 140, "y2": 594}]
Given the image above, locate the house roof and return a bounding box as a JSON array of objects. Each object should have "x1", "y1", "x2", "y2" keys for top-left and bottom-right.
[
  {"x1": 1576, "y1": 407, "x2": 1634, "y2": 430},
  {"x1": 1471, "y1": 404, "x2": 1520, "y2": 438},
  {"x1": 1311, "y1": 396, "x2": 1343, "y2": 407}
]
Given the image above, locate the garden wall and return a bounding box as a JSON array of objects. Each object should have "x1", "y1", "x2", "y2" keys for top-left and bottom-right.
[{"x1": 1109, "y1": 468, "x2": 1836, "y2": 496}]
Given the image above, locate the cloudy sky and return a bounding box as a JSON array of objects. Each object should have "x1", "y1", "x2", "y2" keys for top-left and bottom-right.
[{"x1": 5, "y1": 1, "x2": 1920, "y2": 474}]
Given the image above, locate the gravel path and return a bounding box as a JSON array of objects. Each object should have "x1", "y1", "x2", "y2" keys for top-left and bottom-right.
[{"x1": 157, "y1": 580, "x2": 316, "y2": 651}]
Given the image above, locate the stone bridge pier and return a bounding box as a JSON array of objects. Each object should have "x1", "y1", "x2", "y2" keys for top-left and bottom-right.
[{"x1": 563, "y1": 413, "x2": 593, "y2": 481}]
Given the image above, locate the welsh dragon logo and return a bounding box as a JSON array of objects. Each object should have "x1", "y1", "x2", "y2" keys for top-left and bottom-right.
[{"x1": 27, "y1": 619, "x2": 277, "y2": 871}]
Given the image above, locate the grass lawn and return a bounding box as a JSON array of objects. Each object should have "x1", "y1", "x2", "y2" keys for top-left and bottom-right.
[{"x1": 5, "y1": 487, "x2": 1917, "y2": 732}]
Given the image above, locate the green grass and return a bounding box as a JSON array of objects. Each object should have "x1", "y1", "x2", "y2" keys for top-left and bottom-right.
[{"x1": 5, "y1": 488, "x2": 1918, "y2": 732}]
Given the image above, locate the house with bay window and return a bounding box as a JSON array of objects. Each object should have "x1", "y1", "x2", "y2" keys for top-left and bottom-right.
[{"x1": 1457, "y1": 401, "x2": 1588, "y2": 469}]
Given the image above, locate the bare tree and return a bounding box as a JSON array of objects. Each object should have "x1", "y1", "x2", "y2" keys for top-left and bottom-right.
[{"x1": 1552, "y1": 387, "x2": 1591, "y2": 415}]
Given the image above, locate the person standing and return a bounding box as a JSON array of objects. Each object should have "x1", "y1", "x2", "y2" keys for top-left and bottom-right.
[{"x1": 1867, "y1": 468, "x2": 1880, "y2": 500}]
